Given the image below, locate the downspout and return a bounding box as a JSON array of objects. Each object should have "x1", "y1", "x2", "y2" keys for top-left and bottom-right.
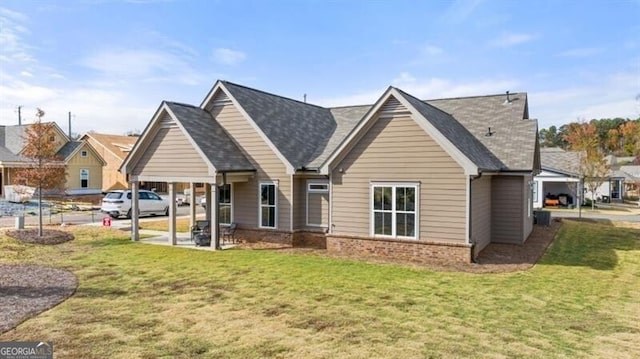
[{"x1": 468, "y1": 171, "x2": 483, "y2": 263}]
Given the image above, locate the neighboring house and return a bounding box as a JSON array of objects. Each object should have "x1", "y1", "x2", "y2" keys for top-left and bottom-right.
[
  {"x1": 533, "y1": 148, "x2": 582, "y2": 208},
  {"x1": 121, "y1": 80, "x2": 540, "y2": 263},
  {"x1": 0, "y1": 122, "x2": 105, "y2": 198},
  {"x1": 618, "y1": 165, "x2": 640, "y2": 199},
  {"x1": 534, "y1": 148, "x2": 628, "y2": 207},
  {"x1": 82, "y1": 132, "x2": 137, "y2": 191}
]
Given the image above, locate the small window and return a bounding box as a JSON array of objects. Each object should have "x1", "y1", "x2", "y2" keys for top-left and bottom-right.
[
  {"x1": 259, "y1": 182, "x2": 277, "y2": 228},
  {"x1": 49, "y1": 135, "x2": 55, "y2": 142},
  {"x1": 81, "y1": 150, "x2": 88, "y2": 157},
  {"x1": 80, "y1": 169, "x2": 89, "y2": 188},
  {"x1": 308, "y1": 183, "x2": 329, "y2": 193},
  {"x1": 219, "y1": 184, "x2": 232, "y2": 225}
]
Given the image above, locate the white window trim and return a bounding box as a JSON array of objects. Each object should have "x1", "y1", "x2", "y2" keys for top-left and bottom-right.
[
  {"x1": 259, "y1": 181, "x2": 277, "y2": 229},
  {"x1": 80, "y1": 169, "x2": 89, "y2": 188},
  {"x1": 219, "y1": 183, "x2": 233, "y2": 226},
  {"x1": 80, "y1": 150, "x2": 88, "y2": 157},
  {"x1": 306, "y1": 179, "x2": 329, "y2": 227},
  {"x1": 369, "y1": 182, "x2": 420, "y2": 240}
]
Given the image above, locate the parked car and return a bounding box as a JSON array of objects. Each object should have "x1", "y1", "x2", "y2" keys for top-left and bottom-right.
[{"x1": 101, "y1": 190, "x2": 169, "y2": 219}]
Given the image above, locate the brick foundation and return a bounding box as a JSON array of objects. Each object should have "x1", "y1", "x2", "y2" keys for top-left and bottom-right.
[
  {"x1": 292, "y1": 231, "x2": 327, "y2": 249},
  {"x1": 235, "y1": 228, "x2": 292, "y2": 245},
  {"x1": 326, "y1": 234, "x2": 472, "y2": 263}
]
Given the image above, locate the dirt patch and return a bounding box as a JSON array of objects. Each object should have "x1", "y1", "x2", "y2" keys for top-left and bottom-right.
[
  {"x1": 0, "y1": 265, "x2": 78, "y2": 333},
  {"x1": 5, "y1": 228, "x2": 74, "y2": 245},
  {"x1": 236, "y1": 221, "x2": 563, "y2": 274}
]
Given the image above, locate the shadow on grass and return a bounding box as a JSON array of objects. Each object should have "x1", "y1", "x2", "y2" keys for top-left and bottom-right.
[
  {"x1": 538, "y1": 219, "x2": 640, "y2": 270},
  {"x1": 73, "y1": 286, "x2": 128, "y2": 298}
]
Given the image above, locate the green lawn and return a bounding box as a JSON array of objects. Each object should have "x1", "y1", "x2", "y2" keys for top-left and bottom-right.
[{"x1": 1, "y1": 221, "x2": 639, "y2": 358}]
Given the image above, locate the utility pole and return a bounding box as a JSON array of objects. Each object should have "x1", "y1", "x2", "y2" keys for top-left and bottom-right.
[
  {"x1": 68, "y1": 111, "x2": 72, "y2": 139},
  {"x1": 17, "y1": 106, "x2": 22, "y2": 125}
]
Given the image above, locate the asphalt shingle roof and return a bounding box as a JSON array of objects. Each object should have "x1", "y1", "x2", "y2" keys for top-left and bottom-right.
[
  {"x1": 56, "y1": 141, "x2": 83, "y2": 161},
  {"x1": 426, "y1": 93, "x2": 538, "y2": 171},
  {"x1": 222, "y1": 81, "x2": 337, "y2": 169},
  {"x1": 396, "y1": 88, "x2": 504, "y2": 171},
  {"x1": 540, "y1": 147, "x2": 582, "y2": 176},
  {"x1": 165, "y1": 101, "x2": 255, "y2": 172}
]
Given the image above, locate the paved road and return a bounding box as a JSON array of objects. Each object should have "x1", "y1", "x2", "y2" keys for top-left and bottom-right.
[
  {"x1": 549, "y1": 211, "x2": 640, "y2": 222},
  {"x1": 0, "y1": 204, "x2": 205, "y2": 228}
]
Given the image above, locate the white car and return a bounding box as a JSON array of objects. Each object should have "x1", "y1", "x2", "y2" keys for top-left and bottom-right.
[{"x1": 101, "y1": 190, "x2": 169, "y2": 219}]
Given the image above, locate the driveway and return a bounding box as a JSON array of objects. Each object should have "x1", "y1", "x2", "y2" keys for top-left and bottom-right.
[{"x1": 546, "y1": 206, "x2": 640, "y2": 223}]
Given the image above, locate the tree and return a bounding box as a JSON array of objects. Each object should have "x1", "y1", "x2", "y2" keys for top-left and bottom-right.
[
  {"x1": 12, "y1": 109, "x2": 67, "y2": 236},
  {"x1": 619, "y1": 121, "x2": 640, "y2": 156},
  {"x1": 564, "y1": 121, "x2": 610, "y2": 212}
]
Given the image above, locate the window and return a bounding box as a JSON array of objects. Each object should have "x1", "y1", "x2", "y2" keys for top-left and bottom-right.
[
  {"x1": 80, "y1": 169, "x2": 89, "y2": 188},
  {"x1": 219, "y1": 184, "x2": 232, "y2": 225},
  {"x1": 49, "y1": 135, "x2": 55, "y2": 142},
  {"x1": 259, "y1": 183, "x2": 277, "y2": 228},
  {"x1": 532, "y1": 181, "x2": 538, "y2": 202},
  {"x1": 308, "y1": 183, "x2": 329, "y2": 192},
  {"x1": 81, "y1": 150, "x2": 88, "y2": 157},
  {"x1": 372, "y1": 184, "x2": 418, "y2": 238},
  {"x1": 307, "y1": 180, "x2": 329, "y2": 226}
]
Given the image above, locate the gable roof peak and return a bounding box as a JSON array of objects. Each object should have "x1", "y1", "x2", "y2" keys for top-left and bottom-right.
[{"x1": 220, "y1": 80, "x2": 328, "y2": 110}]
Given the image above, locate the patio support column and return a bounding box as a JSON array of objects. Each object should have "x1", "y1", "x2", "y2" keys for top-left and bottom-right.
[
  {"x1": 168, "y1": 182, "x2": 177, "y2": 245},
  {"x1": 204, "y1": 183, "x2": 212, "y2": 223},
  {"x1": 189, "y1": 182, "x2": 196, "y2": 229},
  {"x1": 131, "y1": 181, "x2": 139, "y2": 241},
  {"x1": 210, "y1": 182, "x2": 219, "y2": 250}
]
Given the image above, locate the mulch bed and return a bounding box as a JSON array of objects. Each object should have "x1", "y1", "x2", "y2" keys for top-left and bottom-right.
[
  {"x1": 0, "y1": 265, "x2": 78, "y2": 333},
  {"x1": 5, "y1": 228, "x2": 74, "y2": 245},
  {"x1": 237, "y1": 220, "x2": 563, "y2": 273}
]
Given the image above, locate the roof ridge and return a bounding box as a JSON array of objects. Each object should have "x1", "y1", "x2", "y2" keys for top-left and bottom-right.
[
  {"x1": 165, "y1": 100, "x2": 200, "y2": 109},
  {"x1": 329, "y1": 104, "x2": 373, "y2": 110},
  {"x1": 424, "y1": 92, "x2": 527, "y2": 102},
  {"x1": 222, "y1": 80, "x2": 328, "y2": 110},
  {"x1": 393, "y1": 87, "x2": 455, "y2": 118}
]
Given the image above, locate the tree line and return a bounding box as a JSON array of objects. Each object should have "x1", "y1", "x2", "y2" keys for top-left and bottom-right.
[{"x1": 539, "y1": 118, "x2": 640, "y2": 159}]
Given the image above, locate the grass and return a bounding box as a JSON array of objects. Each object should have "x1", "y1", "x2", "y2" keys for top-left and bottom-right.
[
  {"x1": 1, "y1": 221, "x2": 639, "y2": 358},
  {"x1": 139, "y1": 217, "x2": 195, "y2": 232}
]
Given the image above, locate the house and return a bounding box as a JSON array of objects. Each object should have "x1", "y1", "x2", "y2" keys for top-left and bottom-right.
[
  {"x1": 534, "y1": 148, "x2": 629, "y2": 207},
  {"x1": 82, "y1": 132, "x2": 138, "y2": 191},
  {"x1": 121, "y1": 80, "x2": 540, "y2": 263},
  {"x1": 0, "y1": 122, "x2": 105, "y2": 200}
]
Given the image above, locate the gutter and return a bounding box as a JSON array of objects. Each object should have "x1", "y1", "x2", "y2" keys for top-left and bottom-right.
[{"x1": 468, "y1": 171, "x2": 483, "y2": 263}]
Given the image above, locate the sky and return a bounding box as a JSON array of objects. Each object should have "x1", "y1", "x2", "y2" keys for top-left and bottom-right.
[{"x1": 0, "y1": 0, "x2": 639, "y2": 136}]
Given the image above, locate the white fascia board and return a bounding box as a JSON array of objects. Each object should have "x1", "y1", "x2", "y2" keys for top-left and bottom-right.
[
  {"x1": 390, "y1": 89, "x2": 478, "y2": 176},
  {"x1": 203, "y1": 82, "x2": 296, "y2": 175},
  {"x1": 163, "y1": 104, "x2": 218, "y2": 176}
]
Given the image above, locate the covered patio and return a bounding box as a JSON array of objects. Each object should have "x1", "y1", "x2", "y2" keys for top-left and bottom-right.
[{"x1": 119, "y1": 101, "x2": 256, "y2": 249}]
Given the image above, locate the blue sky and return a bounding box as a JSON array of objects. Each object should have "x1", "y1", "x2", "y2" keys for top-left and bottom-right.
[{"x1": 1, "y1": 0, "x2": 639, "y2": 135}]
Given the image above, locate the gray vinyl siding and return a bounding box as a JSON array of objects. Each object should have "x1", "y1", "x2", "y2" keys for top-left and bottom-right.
[
  {"x1": 331, "y1": 97, "x2": 467, "y2": 243},
  {"x1": 133, "y1": 114, "x2": 209, "y2": 177},
  {"x1": 209, "y1": 92, "x2": 291, "y2": 231},
  {"x1": 471, "y1": 175, "x2": 492, "y2": 256},
  {"x1": 293, "y1": 175, "x2": 329, "y2": 231},
  {"x1": 491, "y1": 175, "x2": 525, "y2": 244}
]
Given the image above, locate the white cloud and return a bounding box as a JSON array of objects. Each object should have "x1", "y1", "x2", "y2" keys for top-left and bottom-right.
[
  {"x1": 213, "y1": 48, "x2": 246, "y2": 65},
  {"x1": 0, "y1": 7, "x2": 34, "y2": 63},
  {"x1": 317, "y1": 74, "x2": 520, "y2": 106},
  {"x1": 491, "y1": 33, "x2": 537, "y2": 47},
  {"x1": 557, "y1": 47, "x2": 603, "y2": 57},
  {"x1": 81, "y1": 48, "x2": 201, "y2": 85},
  {"x1": 441, "y1": 0, "x2": 484, "y2": 24},
  {"x1": 531, "y1": 71, "x2": 640, "y2": 128},
  {"x1": 422, "y1": 45, "x2": 444, "y2": 56},
  {"x1": 20, "y1": 71, "x2": 33, "y2": 77}
]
